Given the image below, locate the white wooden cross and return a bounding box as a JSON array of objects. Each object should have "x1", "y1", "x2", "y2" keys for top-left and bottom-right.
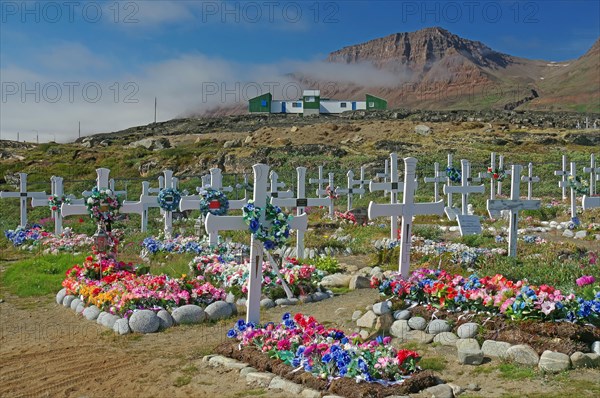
[
  {"x1": 61, "y1": 168, "x2": 112, "y2": 221},
  {"x1": 583, "y1": 154, "x2": 599, "y2": 196},
  {"x1": 271, "y1": 167, "x2": 331, "y2": 259},
  {"x1": 496, "y1": 155, "x2": 512, "y2": 197},
  {"x1": 368, "y1": 157, "x2": 444, "y2": 278},
  {"x1": 487, "y1": 165, "x2": 540, "y2": 257},
  {"x1": 31, "y1": 176, "x2": 83, "y2": 235},
  {"x1": 315, "y1": 172, "x2": 336, "y2": 218},
  {"x1": 376, "y1": 158, "x2": 390, "y2": 197},
  {"x1": 424, "y1": 162, "x2": 445, "y2": 202},
  {"x1": 337, "y1": 170, "x2": 366, "y2": 211},
  {"x1": 204, "y1": 163, "x2": 308, "y2": 323},
  {"x1": 554, "y1": 155, "x2": 568, "y2": 201},
  {"x1": 269, "y1": 171, "x2": 293, "y2": 199},
  {"x1": 443, "y1": 153, "x2": 461, "y2": 221},
  {"x1": 309, "y1": 165, "x2": 327, "y2": 198},
  {"x1": 180, "y1": 168, "x2": 248, "y2": 245},
  {"x1": 480, "y1": 152, "x2": 501, "y2": 218},
  {"x1": 160, "y1": 170, "x2": 179, "y2": 238},
  {"x1": 82, "y1": 178, "x2": 126, "y2": 198},
  {"x1": 357, "y1": 165, "x2": 369, "y2": 199},
  {"x1": 370, "y1": 153, "x2": 404, "y2": 240},
  {"x1": 559, "y1": 162, "x2": 579, "y2": 220},
  {"x1": 520, "y1": 163, "x2": 540, "y2": 200},
  {"x1": 0, "y1": 173, "x2": 47, "y2": 227},
  {"x1": 120, "y1": 181, "x2": 160, "y2": 232},
  {"x1": 443, "y1": 159, "x2": 485, "y2": 235}
]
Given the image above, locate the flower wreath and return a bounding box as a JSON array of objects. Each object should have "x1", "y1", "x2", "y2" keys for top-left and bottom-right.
[
  {"x1": 325, "y1": 185, "x2": 339, "y2": 200},
  {"x1": 198, "y1": 188, "x2": 229, "y2": 216},
  {"x1": 567, "y1": 175, "x2": 589, "y2": 196},
  {"x1": 48, "y1": 195, "x2": 71, "y2": 211},
  {"x1": 242, "y1": 200, "x2": 292, "y2": 250},
  {"x1": 487, "y1": 167, "x2": 506, "y2": 182},
  {"x1": 86, "y1": 188, "x2": 121, "y2": 223},
  {"x1": 157, "y1": 188, "x2": 182, "y2": 211},
  {"x1": 446, "y1": 167, "x2": 461, "y2": 183}
]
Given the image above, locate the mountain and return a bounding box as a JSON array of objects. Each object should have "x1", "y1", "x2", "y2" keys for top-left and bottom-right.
[{"x1": 202, "y1": 27, "x2": 599, "y2": 115}]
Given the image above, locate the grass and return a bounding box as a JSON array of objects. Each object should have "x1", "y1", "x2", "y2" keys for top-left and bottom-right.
[
  {"x1": 173, "y1": 375, "x2": 192, "y2": 387},
  {"x1": 232, "y1": 389, "x2": 267, "y2": 397},
  {"x1": 419, "y1": 356, "x2": 448, "y2": 371},
  {"x1": 497, "y1": 363, "x2": 536, "y2": 380},
  {"x1": 2, "y1": 253, "x2": 87, "y2": 296}
]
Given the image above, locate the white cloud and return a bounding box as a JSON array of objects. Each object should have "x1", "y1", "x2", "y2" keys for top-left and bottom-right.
[{"x1": 34, "y1": 42, "x2": 111, "y2": 72}]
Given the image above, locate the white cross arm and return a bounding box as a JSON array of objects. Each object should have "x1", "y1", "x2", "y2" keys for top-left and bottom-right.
[
  {"x1": 337, "y1": 187, "x2": 366, "y2": 195},
  {"x1": 368, "y1": 200, "x2": 444, "y2": 219},
  {"x1": 61, "y1": 203, "x2": 88, "y2": 217},
  {"x1": 521, "y1": 176, "x2": 540, "y2": 183},
  {"x1": 204, "y1": 212, "x2": 308, "y2": 234},
  {"x1": 554, "y1": 170, "x2": 568, "y2": 176},
  {"x1": 443, "y1": 184, "x2": 485, "y2": 195},
  {"x1": 309, "y1": 178, "x2": 328, "y2": 183},
  {"x1": 582, "y1": 196, "x2": 600, "y2": 210},
  {"x1": 487, "y1": 199, "x2": 540, "y2": 212},
  {"x1": 370, "y1": 181, "x2": 404, "y2": 193},
  {"x1": 180, "y1": 197, "x2": 247, "y2": 211},
  {"x1": 424, "y1": 176, "x2": 445, "y2": 183},
  {"x1": 271, "y1": 197, "x2": 331, "y2": 208},
  {"x1": 0, "y1": 191, "x2": 46, "y2": 199},
  {"x1": 270, "y1": 190, "x2": 294, "y2": 199}
]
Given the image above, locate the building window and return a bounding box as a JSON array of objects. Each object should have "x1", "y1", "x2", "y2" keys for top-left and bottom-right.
[
  {"x1": 305, "y1": 96, "x2": 315, "y2": 102},
  {"x1": 340, "y1": 103, "x2": 347, "y2": 108},
  {"x1": 261, "y1": 100, "x2": 267, "y2": 107},
  {"x1": 292, "y1": 102, "x2": 302, "y2": 108},
  {"x1": 368, "y1": 101, "x2": 375, "y2": 107}
]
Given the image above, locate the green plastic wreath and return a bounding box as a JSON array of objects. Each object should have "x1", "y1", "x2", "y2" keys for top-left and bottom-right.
[
  {"x1": 157, "y1": 188, "x2": 182, "y2": 211},
  {"x1": 242, "y1": 200, "x2": 292, "y2": 250},
  {"x1": 198, "y1": 188, "x2": 229, "y2": 216},
  {"x1": 567, "y1": 175, "x2": 589, "y2": 196},
  {"x1": 86, "y1": 188, "x2": 121, "y2": 223}
]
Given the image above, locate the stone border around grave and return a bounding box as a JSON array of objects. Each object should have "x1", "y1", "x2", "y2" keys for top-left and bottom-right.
[
  {"x1": 355, "y1": 300, "x2": 600, "y2": 373},
  {"x1": 56, "y1": 287, "x2": 335, "y2": 335}
]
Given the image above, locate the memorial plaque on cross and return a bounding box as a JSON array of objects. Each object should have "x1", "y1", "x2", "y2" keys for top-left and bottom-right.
[
  {"x1": 443, "y1": 159, "x2": 485, "y2": 236},
  {"x1": 0, "y1": 173, "x2": 47, "y2": 227},
  {"x1": 337, "y1": 170, "x2": 366, "y2": 211},
  {"x1": 204, "y1": 164, "x2": 308, "y2": 323},
  {"x1": 368, "y1": 157, "x2": 444, "y2": 278},
  {"x1": 315, "y1": 172, "x2": 336, "y2": 218},
  {"x1": 583, "y1": 154, "x2": 599, "y2": 196},
  {"x1": 370, "y1": 153, "x2": 405, "y2": 240},
  {"x1": 120, "y1": 181, "x2": 160, "y2": 232},
  {"x1": 271, "y1": 167, "x2": 331, "y2": 259},
  {"x1": 520, "y1": 163, "x2": 540, "y2": 200},
  {"x1": 487, "y1": 165, "x2": 540, "y2": 257},
  {"x1": 424, "y1": 162, "x2": 446, "y2": 202}
]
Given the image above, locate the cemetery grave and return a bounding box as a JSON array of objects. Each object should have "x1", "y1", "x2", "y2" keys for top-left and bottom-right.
[{"x1": 1, "y1": 123, "x2": 599, "y2": 398}]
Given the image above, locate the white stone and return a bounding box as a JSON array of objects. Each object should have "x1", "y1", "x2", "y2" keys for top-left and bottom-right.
[
  {"x1": 349, "y1": 275, "x2": 371, "y2": 289},
  {"x1": 356, "y1": 310, "x2": 378, "y2": 329},
  {"x1": 574, "y1": 230, "x2": 587, "y2": 239},
  {"x1": 433, "y1": 332, "x2": 458, "y2": 346},
  {"x1": 83, "y1": 305, "x2": 101, "y2": 321},
  {"x1": 481, "y1": 340, "x2": 511, "y2": 358},
  {"x1": 205, "y1": 301, "x2": 233, "y2": 321},
  {"x1": 320, "y1": 273, "x2": 352, "y2": 288},
  {"x1": 245, "y1": 372, "x2": 275, "y2": 387},
  {"x1": 269, "y1": 376, "x2": 303, "y2": 395},
  {"x1": 563, "y1": 229, "x2": 575, "y2": 238},
  {"x1": 506, "y1": 344, "x2": 540, "y2": 366},
  {"x1": 407, "y1": 316, "x2": 427, "y2": 330},
  {"x1": 457, "y1": 322, "x2": 479, "y2": 339},
  {"x1": 427, "y1": 319, "x2": 451, "y2": 335},
  {"x1": 373, "y1": 301, "x2": 392, "y2": 315},
  {"x1": 113, "y1": 318, "x2": 130, "y2": 335},
  {"x1": 538, "y1": 350, "x2": 571, "y2": 373},
  {"x1": 129, "y1": 310, "x2": 160, "y2": 333},
  {"x1": 171, "y1": 305, "x2": 206, "y2": 324},
  {"x1": 390, "y1": 320, "x2": 410, "y2": 339},
  {"x1": 424, "y1": 384, "x2": 453, "y2": 398},
  {"x1": 157, "y1": 309, "x2": 174, "y2": 330},
  {"x1": 56, "y1": 288, "x2": 67, "y2": 305}
]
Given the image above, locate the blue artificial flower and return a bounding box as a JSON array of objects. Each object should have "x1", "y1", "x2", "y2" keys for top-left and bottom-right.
[
  {"x1": 357, "y1": 358, "x2": 368, "y2": 373},
  {"x1": 236, "y1": 319, "x2": 246, "y2": 331},
  {"x1": 341, "y1": 337, "x2": 349, "y2": 345},
  {"x1": 264, "y1": 239, "x2": 275, "y2": 250},
  {"x1": 376, "y1": 335, "x2": 383, "y2": 344},
  {"x1": 284, "y1": 319, "x2": 295, "y2": 329},
  {"x1": 227, "y1": 329, "x2": 237, "y2": 338},
  {"x1": 249, "y1": 219, "x2": 260, "y2": 233},
  {"x1": 282, "y1": 312, "x2": 291, "y2": 321},
  {"x1": 322, "y1": 354, "x2": 332, "y2": 363}
]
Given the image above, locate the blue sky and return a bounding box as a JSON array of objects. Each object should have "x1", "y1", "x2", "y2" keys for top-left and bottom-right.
[{"x1": 1, "y1": 0, "x2": 599, "y2": 141}]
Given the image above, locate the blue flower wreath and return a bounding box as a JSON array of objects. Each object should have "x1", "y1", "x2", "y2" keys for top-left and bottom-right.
[
  {"x1": 157, "y1": 188, "x2": 181, "y2": 211},
  {"x1": 242, "y1": 200, "x2": 292, "y2": 250},
  {"x1": 446, "y1": 167, "x2": 461, "y2": 183},
  {"x1": 198, "y1": 188, "x2": 229, "y2": 216}
]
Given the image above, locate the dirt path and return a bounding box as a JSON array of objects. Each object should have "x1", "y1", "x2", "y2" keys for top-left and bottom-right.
[{"x1": 1, "y1": 283, "x2": 599, "y2": 397}]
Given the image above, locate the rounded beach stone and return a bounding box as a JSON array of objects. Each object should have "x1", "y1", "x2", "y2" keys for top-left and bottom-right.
[
  {"x1": 260, "y1": 298, "x2": 275, "y2": 308},
  {"x1": 570, "y1": 352, "x2": 593, "y2": 369},
  {"x1": 407, "y1": 316, "x2": 427, "y2": 330},
  {"x1": 103, "y1": 314, "x2": 120, "y2": 329},
  {"x1": 506, "y1": 344, "x2": 540, "y2": 366},
  {"x1": 129, "y1": 310, "x2": 160, "y2": 333},
  {"x1": 390, "y1": 320, "x2": 410, "y2": 339},
  {"x1": 56, "y1": 288, "x2": 67, "y2": 305},
  {"x1": 157, "y1": 309, "x2": 174, "y2": 330},
  {"x1": 433, "y1": 332, "x2": 459, "y2": 346},
  {"x1": 113, "y1": 318, "x2": 130, "y2": 335},
  {"x1": 83, "y1": 305, "x2": 101, "y2": 321},
  {"x1": 70, "y1": 298, "x2": 82, "y2": 311},
  {"x1": 62, "y1": 295, "x2": 75, "y2": 307},
  {"x1": 393, "y1": 310, "x2": 411, "y2": 320},
  {"x1": 427, "y1": 319, "x2": 451, "y2": 335},
  {"x1": 96, "y1": 311, "x2": 108, "y2": 325},
  {"x1": 372, "y1": 301, "x2": 391, "y2": 315},
  {"x1": 205, "y1": 301, "x2": 233, "y2": 321},
  {"x1": 171, "y1": 305, "x2": 206, "y2": 325},
  {"x1": 75, "y1": 303, "x2": 85, "y2": 314},
  {"x1": 538, "y1": 350, "x2": 571, "y2": 373},
  {"x1": 457, "y1": 322, "x2": 479, "y2": 339}
]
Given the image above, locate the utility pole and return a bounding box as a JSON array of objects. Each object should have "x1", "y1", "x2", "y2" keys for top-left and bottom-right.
[
  {"x1": 154, "y1": 97, "x2": 157, "y2": 124},
  {"x1": 78, "y1": 121, "x2": 81, "y2": 139}
]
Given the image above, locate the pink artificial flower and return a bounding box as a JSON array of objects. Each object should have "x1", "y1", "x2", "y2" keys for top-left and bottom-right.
[{"x1": 576, "y1": 275, "x2": 596, "y2": 287}]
